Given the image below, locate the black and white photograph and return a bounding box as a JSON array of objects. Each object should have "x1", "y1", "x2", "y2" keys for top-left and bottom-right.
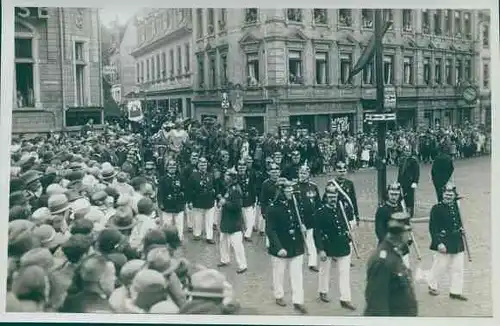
[{"x1": 0, "y1": 0, "x2": 498, "y2": 323}]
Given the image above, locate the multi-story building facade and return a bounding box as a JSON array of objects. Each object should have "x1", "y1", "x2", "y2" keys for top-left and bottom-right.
[
  {"x1": 106, "y1": 17, "x2": 137, "y2": 106},
  {"x1": 130, "y1": 8, "x2": 194, "y2": 118},
  {"x1": 13, "y1": 7, "x2": 103, "y2": 133},
  {"x1": 191, "y1": 8, "x2": 490, "y2": 134},
  {"x1": 475, "y1": 9, "x2": 491, "y2": 128}
]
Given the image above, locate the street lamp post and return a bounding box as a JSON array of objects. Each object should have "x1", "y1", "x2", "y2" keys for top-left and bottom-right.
[{"x1": 374, "y1": 9, "x2": 387, "y2": 204}]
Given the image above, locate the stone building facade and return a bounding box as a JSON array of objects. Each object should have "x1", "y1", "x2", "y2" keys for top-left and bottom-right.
[
  {"x1": 130, "y1": 8, "x2": 194, "y2": 118},
  {"x1": 191, "y1": 8, "x2": 490, "y2": 134},
  {"x1": 13, "y1": 7, "x2": 103, "y2": 133}
]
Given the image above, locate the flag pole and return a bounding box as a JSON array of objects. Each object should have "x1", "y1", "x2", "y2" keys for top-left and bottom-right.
[{"x1": 375, "y1": 9, "x2": 387, "y2": 205}]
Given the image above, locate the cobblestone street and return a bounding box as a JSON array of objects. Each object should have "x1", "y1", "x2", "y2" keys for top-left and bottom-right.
[{"x1": 179, "y1": 156, "x2": 491, "y2": 316}]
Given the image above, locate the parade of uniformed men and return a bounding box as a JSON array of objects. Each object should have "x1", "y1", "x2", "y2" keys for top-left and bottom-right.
[{"x1": 5, "y1": 5, "x2": 492, "y2": 318}]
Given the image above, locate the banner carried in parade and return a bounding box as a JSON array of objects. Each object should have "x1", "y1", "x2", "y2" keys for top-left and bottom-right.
[{"x1": 127, "y1": 100, "x2": 144, "y2": 122}]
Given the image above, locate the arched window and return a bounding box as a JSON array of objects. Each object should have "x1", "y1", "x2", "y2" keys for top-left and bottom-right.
[{"x1": 14, "y1": 20, "x2": 40, "y2": 109}]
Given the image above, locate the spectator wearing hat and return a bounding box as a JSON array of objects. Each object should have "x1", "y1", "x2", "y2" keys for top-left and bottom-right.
[
  {"x1": 129, "y1": 198, "x2": 159, "y2": 252},
  {"x1": 427, "y1": 183, "x2": 468, "y2": 301},
  {"x1": 84, "y1": 207, "x2": 107, "y2": 232},
  {"x1": 113, "y1": 172, "x2": 134, "y2": 197},
  {"x1": 364, "y1": 212, "x2": 418, "y2": 316},
  {"x1": 187, "y1": 157, "x2": 217, "y2": 244},
  {"x1": 180, "y1": 269, "x2": 240, "y2": 315},
  {"x1": 158, "y1": 159, "x2": 186, "y2": 241},
  {"x1": 100, "y1": 163, "x2": 118, "y2": 186},
  {"x1": 124, "y1": 269, "x2": 176, "y2": 313},
  {"x1": 265, "y1": 179, "x2": 307, "y2": 314},
  {"x1": 9, "y1": 190, "x2": 30, "y2": 209},
  {"x1": 129, "y1": 176, "x2": 152, "y2": 215},
  {"x1": 30, "y1": 207, "x2": 52, "y2": 226},
  {"x1": 8, "y1": 265, "x2": 51, "y2": 312},
  {"x1": 108, "y1": 259, "x2": 146, "y2": 312},
  {"x1": 8, "y1": 219, "x2": 38, "y2": 259},
  {"x1": 60, "y1": 254, "x2": 116, "y2": 313},
  {"x1": 19, "y1": 247, "x2": 57, "y2": 271},
  {"x1": 9, "y1": 205, "x2": 31, "y2": 221},
  {"x1": 33, "y1": 224, "x2": 69, "y2": 255},
  {"x1": 217, "y1": 168, "x2": 247, "y2": 274},
  {"x1": 70, "y1": 197, "x2": 92, "y2": 220}
]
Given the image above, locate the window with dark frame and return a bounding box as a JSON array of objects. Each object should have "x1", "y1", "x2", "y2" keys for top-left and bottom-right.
[
  {"x1": 339, "y1": 52, "x2": 352, "y2": 84},
  {"x1": 403, "y1": 9, "x2": 412, "y2": 31},
  {"x1": 338, "y1": 9, "x2": 352, "y2": 27},
  {"x1": 315, "y1": 52, "x2": 328, "y2": 85},
  {"x1": 177, "y1": 46, "x2": 182, "y2": 75},
  {"x1": 435, "y1": 58, "x2": 442, "y2": 84},
  {"x1": 185, "y1": 44, "x2": 190, "y2": 73},
  {"x1": 422, "y1": 10, "x2": 430, "y2": 34},
  {"x1": 219, "y1": 8, "x2": 227, "y2": 31},
  {"x1": 363, "y1": 61, "x2": 374, "y2": 84},
  {"x1": 140, "y1": 61, "x2": 144, "y2": 82},
  {"x1": 464, "y1": 59, "x2": 471, "y2": 81},
  {"x1": 245, "y1": 8, "x2": 258, "y2": 24},
  {"x1": 383, "y1": 55, "x2": 394, "y2": 84},
  {"x1": 444, "y1": 10, "x2": 451, "y2": 35},
  {"x1": 483, "y1": 63, "x2": 489, "y2": 88},
  {"x1": 162, "y1": 52, "x2": 167, "y2": 78},
  {"x1": 445, "y1": 58, "x2": 452, "y2": 84},
  {"x1": 288, "y1": 50, "x2": 303, "y2": 84},
  {"x1": 15, "y1": 37, "x2": 35, "y2": 108},
  {"x1": 209, "y1": 54, "x2": 216, "y2": 88},
  {"x1": 196, "y1": 9, "x2": 203, "y2": 38},
  {"x1": 146, "y1": 59, "x2": 150, "y2": 82},
  {"x1": 207, "y1": 8, "x2": 215, "y2": 35},
  {"x1": 433, "y1": 10, "x2": 442, "y2": 35},
  {"x1": 220, "y1": 52, "x2": 228, "y2": 86},
  {"x1": 75, "y1": 42, "x2": 84, "y2": 61},
  {"x1": 197, "y1": 54, "x2": 204, "y2": 88},
  {"x1": 464, "y1": 12, "x2": 471, "y2": 39},
  {"x1": 152, "y1": 56, "x2": 156, "y2": 81},
  {"x1": 423, "y1": 57, "x2": 430, "y2": 85},
  {"x1": 383, "y1": 9, "x2": 393, "y2": 27},
  {"x1": 313, "y1": 9, "x2": 327, "y2": 25},
  {"x1": 156, "y1": 54, "x2": 161, "y2": 80},
  {"x1": 362, "y1": 9, "x2": 373, "y2": 29},
  {"x1": 454, "y1": 11, "x2": 462, "y2": 35},
  {"x1": 287, "y1": 9, "x2": 302, "y2": 22},
  {"x1": 403, "y1": 56, "x2": 413, "y2": 84},
  {"x1": 136, "y1": 63, "x2": 140, "y2": 83},
  {"x1": 246, "y1": 53, "x2": 259, "y2": 86},
  {"x1": 455, "y1": 59, "x2": 463, "y2": 84},
  {"x1": 169, "y1": 49, "x2": 174, "y2": 77},
  {"x1": 483, "y1": 25, "x2": 489, "y2": 47}
]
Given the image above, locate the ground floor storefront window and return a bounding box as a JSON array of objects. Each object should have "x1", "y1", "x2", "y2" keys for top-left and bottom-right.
[{"x1": 244, "y1": 116, "x2": 264, "y2": 134}]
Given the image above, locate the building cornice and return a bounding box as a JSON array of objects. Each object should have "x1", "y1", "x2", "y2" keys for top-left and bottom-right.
[{"x1": 131, "y1": 25, "x2": 192, "y2": 57}]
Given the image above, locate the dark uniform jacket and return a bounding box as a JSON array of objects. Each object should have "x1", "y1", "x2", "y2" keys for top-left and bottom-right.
[
  {"x1": 429, "y1": 201, "x2": 465, "y2": 254},
  {"x1": 158, "y1": 173, "x2": 186, "y2": 213},
  {"x1": 259, "y1": 179, "x2": 279, "y2": 218},
  {"x1": 313, "y1": 204, "x2": 351, "y2": 257},
  {"x1": 220, "y1": 184, "x2": 244, "y2": 234},
  {"x1": 294, "y1": 181, "x2": 321, "y2": 229},
  {"x1": 238, "y1": 172, "x2": 258, "y2": 208},
  {"x1": 187, "y1": 170, "x2": 216, "y2": 209},
  {"x1": 334, "y1": 177, "x2": 359, "y2": 222},
  {"x1": 59, "y1": 290, "x2": 113, "y2": 313},
  {"x1": 266, "y1": 197, "x2": 305, "y2": 258},
  {"x1": 375, "y1": 202, "x2": 404, "y2": 244},
  {"x1": 431, "y1": 153, "x2": 454, "y2": 188},
  {"x1": 364, "y1": 238, "x2": 418, "y2": 316},
  {"x1": 397, "y1": 156, "x2": 420, "y2": 189}
]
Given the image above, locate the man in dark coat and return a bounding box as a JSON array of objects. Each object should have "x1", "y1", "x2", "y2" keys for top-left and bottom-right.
[
  {"x1": 293, "y1": 164, "x2": 321, "y2": 272},
  {"x1": 427, "y1": 183, "x2": 467, "y2": 301},
  {"x1": 283, "y1": 150, "x2": 302, "y2": 182},
  {"x1": 431, "y1": 145, "x2": 454, "y2": 203},
  {"x1": 364, "y1": 212, "x2": 418, "y2": 316},
  {"x1": 397, "y1": 146, "x2": 420, "y2": 217},
  {"x1": 259, "y1": 163, "x2": 281, "y2": 247},
  {"x1": 182, "y1": 151, "x2": 199, "y2": 232},
  {"x1": 236, "y1": 159, "x2": 258, "y2": 242},
  {"x1": 217, "y1": 168, "x2": 247, "y2": 274},
  {"x1": 313, "y1": 184, "x2": 356, "y2": 310},
  {"x1": 328, "y1": 161, "x2": 359, "y2": 225},
  {"x1": 266, "y1": 180, "x2": 307, "y2": 314},
  {"x1": 158, "y1": 159, "x2": 186, "y2": 241},
  {"x1": 375, "y1": 182, "x2": 405, "y2": 244}
]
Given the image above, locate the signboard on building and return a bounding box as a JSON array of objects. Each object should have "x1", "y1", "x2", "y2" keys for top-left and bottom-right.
[
  {"x1": 127, "y1": 100, "x2": 143, "y2": 122},
  {"x1": 331, "y1": 115, "x2": 350, "y2": 133},
  {"x1": 16, "y1": 7, "x2": 49, "y2": 19},
  {"x1": 365, "y1": 113, "x2": 396, "y2": 121},
  {"x1": 384, "y1": 86, "x2": 397, "y2": 110}
]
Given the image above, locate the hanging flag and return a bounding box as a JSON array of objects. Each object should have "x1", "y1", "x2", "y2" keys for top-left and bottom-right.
[
  {"x1": 127, "y1": 100, "x2": 144, "y2": 122},
  {"x1": 348, "y1": 21, "x2": 393, "y2": 80}
]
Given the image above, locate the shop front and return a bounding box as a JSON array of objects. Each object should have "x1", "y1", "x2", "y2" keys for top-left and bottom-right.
[{"x1": 289, "y1": 113, "x2": 355, "y2": 134}]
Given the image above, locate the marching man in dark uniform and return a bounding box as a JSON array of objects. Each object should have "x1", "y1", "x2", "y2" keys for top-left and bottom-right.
[
  {"x1": 375, "y1": 182, "x2": 409, "y2": 267},
  {"x1": 364, "y1": 212, "x2": 418, "y2": 316},
  {"x1": 283, "y1": 151, "x2": 302, "y2": 182},
  {"x1": 259, "y1": 163, "x2": 282, "y2": 248},
  {"x1": 427, "y1": 183, "x2": 468, "y2": 301},
  {"x1": 158, "y1": 159, "x2": 186, "y2": 241},
  {"x1": 431, "y1": 144, "x2": 455, "y2": 203},
  {"x1": 217, "y1": 168, "x2": 248, "y2": 274},
  {"x1": 293, "y1": 164, "x2": 321, "y2": 272},
  {"x1": 266, "y1": 180, "x2": 308, "y2": 314},
  {"x1": 236, "y1": 159, "x2": 258, "y2": 242},
  {"x1": 186, "y1": 157, "x2": 216, "y2": 244},
  {"x1": 182, "y1": 151, "x2": 199, "y2": 232},
  {"x1": 328, "y1": 161, "x2": 359, "y2": 227},
  {"x1": 213, "y1": 149, "x2": 231, "y2": 230},
  {"x1": 397, "y1": 146, "x2": 420, "y2": 217},
  {"x1": 313, "y1": 184, "x2": 356, "y2": 310}
]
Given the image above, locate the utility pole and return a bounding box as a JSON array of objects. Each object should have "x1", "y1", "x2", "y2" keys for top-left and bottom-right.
[{"x1": 374, "y1": 9, "x2": 387, "y2": 204}]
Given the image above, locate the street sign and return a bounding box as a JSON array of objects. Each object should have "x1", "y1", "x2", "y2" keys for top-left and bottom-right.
[
  {"x1": 384, "y1": 86, "x2": 397, "y2": 109},
  {"x1": 365, "y1": 113, "x2": 396, "y2": 121},
  {"x1": 127, "y1": 100, "x2": 144, "y2": 122}
]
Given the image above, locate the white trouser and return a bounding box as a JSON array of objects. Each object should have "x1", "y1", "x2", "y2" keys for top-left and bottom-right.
[
  {"x1": 271, "y1": 255, "x2": 304, "y2": 304},
  {"x1": 219, "y1": 231, "x2": 247, "y2": 269},
  {"x1": 318, "y1": 254, "x2": 352, "y2": 302},
  {"x1": 305, "y1": 228, "x2": 317, "y2": 267},
  {"x1": 192, "y1": 207, "x2": 214, "y2": 240},
  {"x1": 185, "y1": 205, "x2": 193, "y2": 229},
  {"x1": 257, "y1": 205, "x2": 265, "y2": 232},
  {"x1": 213, "y1": 203, "x2": 221, "y2": 227},
  {"x1": 427, "y1": 251, "x2": 464, "y2": 295},
  {"x1": 162, "y1": 211, "x2": 184, "y2": 241},
  {"x1": 242, "y1": 206, "x2": 255, "y2": 238},
  {"x1": 402, "y1": 253, "x2": 410, "y2": 269}
]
